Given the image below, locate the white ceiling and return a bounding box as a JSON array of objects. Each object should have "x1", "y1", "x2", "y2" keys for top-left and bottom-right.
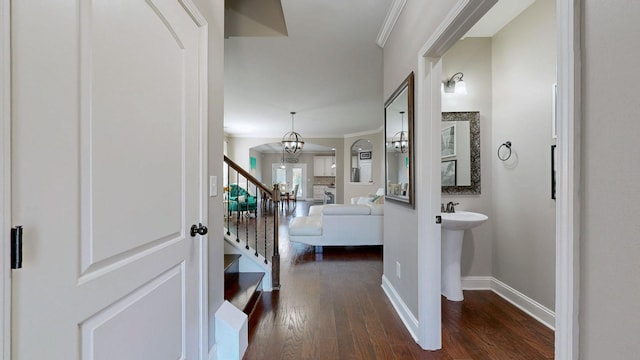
[
  {"x1": 224, "y1": 0, "x2": 391, "y2": 139},
  {"x1": 224, "y1": 0, "x2": 535, "y2": 140}
]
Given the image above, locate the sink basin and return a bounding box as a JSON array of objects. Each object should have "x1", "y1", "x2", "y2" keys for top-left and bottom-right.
[
  {"x1": 440, "y1": 211, "x2": 488, "y2": 301},
  {"x1": 441, "y1": 211, "x2": 488, "y2": 230}
]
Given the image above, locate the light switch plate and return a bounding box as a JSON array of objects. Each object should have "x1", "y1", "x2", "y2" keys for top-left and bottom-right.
[{"x1": 209, "y1": 176, "x2": 217, "y2": 197}]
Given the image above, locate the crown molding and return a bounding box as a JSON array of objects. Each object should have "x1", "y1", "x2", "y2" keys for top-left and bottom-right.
[
  {"x1": 343, "y1": 126, "x2": 383, "y2": 139},
  {"x1": 376, "y1": 0, "x2": 407, "y2": 48}
]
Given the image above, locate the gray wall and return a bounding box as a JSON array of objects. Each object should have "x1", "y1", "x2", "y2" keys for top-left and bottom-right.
[
  {"x1": 581, "y1": 0, "x2": 640, "y2": 357},
  {"x1": 442, "y1": 37, "x2": 494, "y2": 278},
  {"x1": 383, "y1": 0, "x2": 465, "y2": 318},
  {"x1": 491, "y1": 0, "x2": 556, "y2": 310}
]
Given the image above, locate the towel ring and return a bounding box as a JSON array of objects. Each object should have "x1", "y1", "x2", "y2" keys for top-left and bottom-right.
[{"x1": 497, "y1": 141, "x2": 512, "y2": 161}]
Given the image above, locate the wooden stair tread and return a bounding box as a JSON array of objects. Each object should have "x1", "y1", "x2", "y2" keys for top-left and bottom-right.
[
  {"x1": 224, "y1": 272, "x2": 264, "y2": 315},
  {"x1": 224, "y1": 254, "x2": 242, "y2": 272}
]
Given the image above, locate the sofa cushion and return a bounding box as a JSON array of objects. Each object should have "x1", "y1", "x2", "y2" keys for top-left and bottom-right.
[
  {"x1": 308, "y1": 205, "x2": 324, "y2": 216},
  {"x1": 289, "y1": 216, "x2": 323, "y2": 236},
  {"x1": 322, "y1": 204, "x2": 371, "y2": 215},
  {"x1": 369, "y1": 204, "x2": 384, "y2": 215}
]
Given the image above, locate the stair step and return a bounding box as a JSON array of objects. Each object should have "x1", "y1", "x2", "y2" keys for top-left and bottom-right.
[
  {"x1": 224, "y1": 272, "x2": 264, "y2": 316},
  {"x1": 224, "y1": 254, "x2": 242, "y2": 272}
]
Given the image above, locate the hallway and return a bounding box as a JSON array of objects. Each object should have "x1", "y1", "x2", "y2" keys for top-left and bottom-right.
[{"x1": 242, "y1": 202, "x2": 553, "y2": 359}]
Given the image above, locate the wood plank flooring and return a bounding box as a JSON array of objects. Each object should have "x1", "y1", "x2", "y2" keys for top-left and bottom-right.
[{"x1": 242, "y1": 201, "x2": 554, "y2": 359}]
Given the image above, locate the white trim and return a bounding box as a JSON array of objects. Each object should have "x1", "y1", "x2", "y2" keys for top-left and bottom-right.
[
  {"x1": 208, "y1": 344, "x2": 217, "y2": 360},
  {"x1": 342, "y1": 125, "x2": 384, "y2": 139},
  {"x1": 376, "y1": 0, "x2": 407, "y2": 48},
  {"x1": 0, "y1": 0, "x2": 10, "y2": 357},
  {"x1": 178, "y1": 2, "x2": 209, "y2": 358},
  {"x1": 461, "y1": 276, "x2": 492, "y2": 289},
  {"x1": 381, "y1": 275, "x2": 419, "y2": 342},
  {"x1": 555, "y1": 0, "x2": 580, "y2": 358},
  {"x1": 490, "y1": 278, "x2": 556, "y2": 331},
  {"x1": 415, "y1": 0, "x2": 496, "y2": 351},
  {"x1": 460, "y1": 277, "x2": 556, "y2": 330}
]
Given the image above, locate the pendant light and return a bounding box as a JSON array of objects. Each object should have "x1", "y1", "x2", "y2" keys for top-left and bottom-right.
[
  {"x1": 391, "y1": 111, "x2": 409, "y2": 153},
  {"x1": 281, "y1": 112, "x2": 305, "y2": 154}
]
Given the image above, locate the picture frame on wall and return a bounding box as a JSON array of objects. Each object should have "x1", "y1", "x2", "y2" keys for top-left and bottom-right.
[
  {"x1": 359, "y1": 151, "x2": 372, "y2": 160},
  {"x1": 441, "y1": 124, "x2": 456, "y2": 158},
  {"x1": 442, "y1": 160, "x2": 457, "y2": 186}
]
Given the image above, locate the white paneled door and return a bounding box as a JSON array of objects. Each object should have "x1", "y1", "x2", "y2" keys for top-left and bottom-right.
[{"x1": 11, "y1": 0, "x2": 207, "y2": 359}]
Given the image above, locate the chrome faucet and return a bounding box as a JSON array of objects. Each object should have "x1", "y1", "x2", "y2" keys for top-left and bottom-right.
[{"x1": 445, "y1": 202, "x2": 459, "y2": 213}]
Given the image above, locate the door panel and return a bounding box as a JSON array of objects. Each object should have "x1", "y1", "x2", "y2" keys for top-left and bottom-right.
[
  {"x1": 84, "y1": 0, "x2": 185, "y2": 271},
  {"x1": 81, "y1": 266, "x2": 183, "y2": 360},
  {"x1": 11, "y1": 0, "x2": 205, "y2": 359}
]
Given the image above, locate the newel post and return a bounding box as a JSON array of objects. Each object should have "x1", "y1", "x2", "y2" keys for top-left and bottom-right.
[{"x1": 271, "y1": 184, "x2": 280, "y2": 289}]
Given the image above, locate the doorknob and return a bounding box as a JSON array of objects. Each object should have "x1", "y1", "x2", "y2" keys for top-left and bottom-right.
[{"x1": 190, "y1": 223, "x2": 208, "y2": 237}]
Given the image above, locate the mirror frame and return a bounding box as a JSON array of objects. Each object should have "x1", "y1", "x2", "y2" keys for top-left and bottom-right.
[
  {"x1": 441, "y1": 111, "x2": 481, "y2": 195},
  {"x1": 384, "y1": 72, "x2": 415, "y2": 207}
]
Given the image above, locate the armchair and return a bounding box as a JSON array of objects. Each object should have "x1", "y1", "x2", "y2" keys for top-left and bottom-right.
[{"x1": 227, "y1": 184, "x2": 258, "y2": 218}]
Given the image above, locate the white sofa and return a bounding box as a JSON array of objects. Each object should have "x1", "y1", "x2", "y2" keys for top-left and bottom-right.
[{"x1": 288, "y1": 203, "x2": 383, "y2": 248}]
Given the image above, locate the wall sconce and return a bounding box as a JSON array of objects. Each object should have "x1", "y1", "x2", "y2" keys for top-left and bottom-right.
[{"x1": 443, "y1": 72, "x2": 467, "y2": 95}]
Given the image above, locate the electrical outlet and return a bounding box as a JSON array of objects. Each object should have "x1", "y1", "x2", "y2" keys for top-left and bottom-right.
[{"x1": 396, "y1": 261, "x2": 401, "y2": 279}]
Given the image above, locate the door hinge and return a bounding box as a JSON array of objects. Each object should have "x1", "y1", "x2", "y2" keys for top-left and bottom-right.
[{"x1": 11, "y1": 225, "x2": 23, "y2": 269}]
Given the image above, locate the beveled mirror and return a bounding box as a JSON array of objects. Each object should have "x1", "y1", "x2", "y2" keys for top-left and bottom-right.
[{"x1": 384, "y1": 72, "x2": 414, "y2": 207}]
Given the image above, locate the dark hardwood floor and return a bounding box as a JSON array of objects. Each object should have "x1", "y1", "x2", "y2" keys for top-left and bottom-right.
[{"x1": 242, "y1": 201, "x2": 554, "y2": 359}]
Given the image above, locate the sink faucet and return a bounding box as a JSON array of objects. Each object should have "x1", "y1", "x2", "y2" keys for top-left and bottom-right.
[{"x1": 445, "y1": 202, "x2": 459, "y2": 213}]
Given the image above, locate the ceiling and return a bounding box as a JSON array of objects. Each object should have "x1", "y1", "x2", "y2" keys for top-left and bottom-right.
[{"x1": 224, "y1": 0, "x2": 535, "y2": 140}]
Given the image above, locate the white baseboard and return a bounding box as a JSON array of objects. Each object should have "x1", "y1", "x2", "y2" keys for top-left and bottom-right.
[
  {"x1": 461, "y1": 276, "x2": 556, "y2": 330},
  {"x1": 489, "y1": 278, "x2": 555, "y2": 330},
  {"x1": 461, "y1": 276, "x2": 492, "y2": 290},
  {"x1": 381, "y1": 275, "x2": 419, "y2": 342}
]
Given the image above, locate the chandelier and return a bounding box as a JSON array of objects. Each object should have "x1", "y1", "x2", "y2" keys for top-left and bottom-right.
[
  {"x1": 281, "y1": 111, "x2": 304, "y2": 154},
  {"x1": 391, "y1": 111, "x2": 408, "y2": 153}
]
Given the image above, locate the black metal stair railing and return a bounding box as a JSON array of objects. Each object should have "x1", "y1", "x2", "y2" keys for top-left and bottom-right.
[{"x1": 223, "y1": 155, "x2": 280, "y2": 289}]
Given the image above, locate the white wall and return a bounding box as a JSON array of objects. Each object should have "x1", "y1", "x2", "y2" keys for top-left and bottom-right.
[
  {"x1": 491, "y1": 0, "x2": 556, "y2": 310},
  {"x1": 442, "y1": 37, "x2": 494, "y2": 278},
  {"x1": 581, "y1": 1, "x2": 640, "y2": 358}
]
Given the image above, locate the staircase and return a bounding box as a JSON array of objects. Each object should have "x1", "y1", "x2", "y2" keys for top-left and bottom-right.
[
  {"x1": 217, "y1": 156, "x2": 281, "y2": 359},
  {"x1": 224, "y1": 254, "x2": 264, "y2": 317}
]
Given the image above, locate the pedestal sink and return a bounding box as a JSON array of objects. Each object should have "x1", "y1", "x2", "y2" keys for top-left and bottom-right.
[{"x1": 441, "y1": 211, "x2": 488, "y2": 301}]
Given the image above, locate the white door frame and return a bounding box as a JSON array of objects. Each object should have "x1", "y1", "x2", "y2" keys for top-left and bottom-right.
[
  {"x1": 416, "y1": 0, "x2": 580, "y2": 357},
  {"x1": 1, "y1": 0, "x2": 11, "y2": 358}
]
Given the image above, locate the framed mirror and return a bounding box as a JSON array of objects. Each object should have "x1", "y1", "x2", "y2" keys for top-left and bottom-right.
[
  {"x1": 441, "y1": 111, "x2": 481, "y2": 194},
  {"x1": 350, "y1": 139, "x2": 373, "y2": 183},
  {"x1": 384, "y1": 72, "x2": 414, "y2": 207}
]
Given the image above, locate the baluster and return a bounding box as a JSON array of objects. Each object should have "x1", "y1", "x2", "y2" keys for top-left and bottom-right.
[
  {"x1": 264, "y1": 197, "x2": 268, "y2": 264},
  {"x1": 226, "y1": 161, "x2": 230, "y2": 236},
  {"x1": 254, "y1": 184, "x2": 259, "y2": 257},
  {"x1": 236, "y1": 171, "x2": 240, "y2": 243},
  {"x1": 245, "y1": 177, "x2": 249, "y2": 250}
]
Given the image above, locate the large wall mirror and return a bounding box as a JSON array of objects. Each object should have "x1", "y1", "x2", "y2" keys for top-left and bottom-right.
[
  {"x1": 384, "y1": 72, "x2": 414, "y2": 207},
  {"x1": 441, "y1": 111, "x2": 481, "y2": 194}
]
